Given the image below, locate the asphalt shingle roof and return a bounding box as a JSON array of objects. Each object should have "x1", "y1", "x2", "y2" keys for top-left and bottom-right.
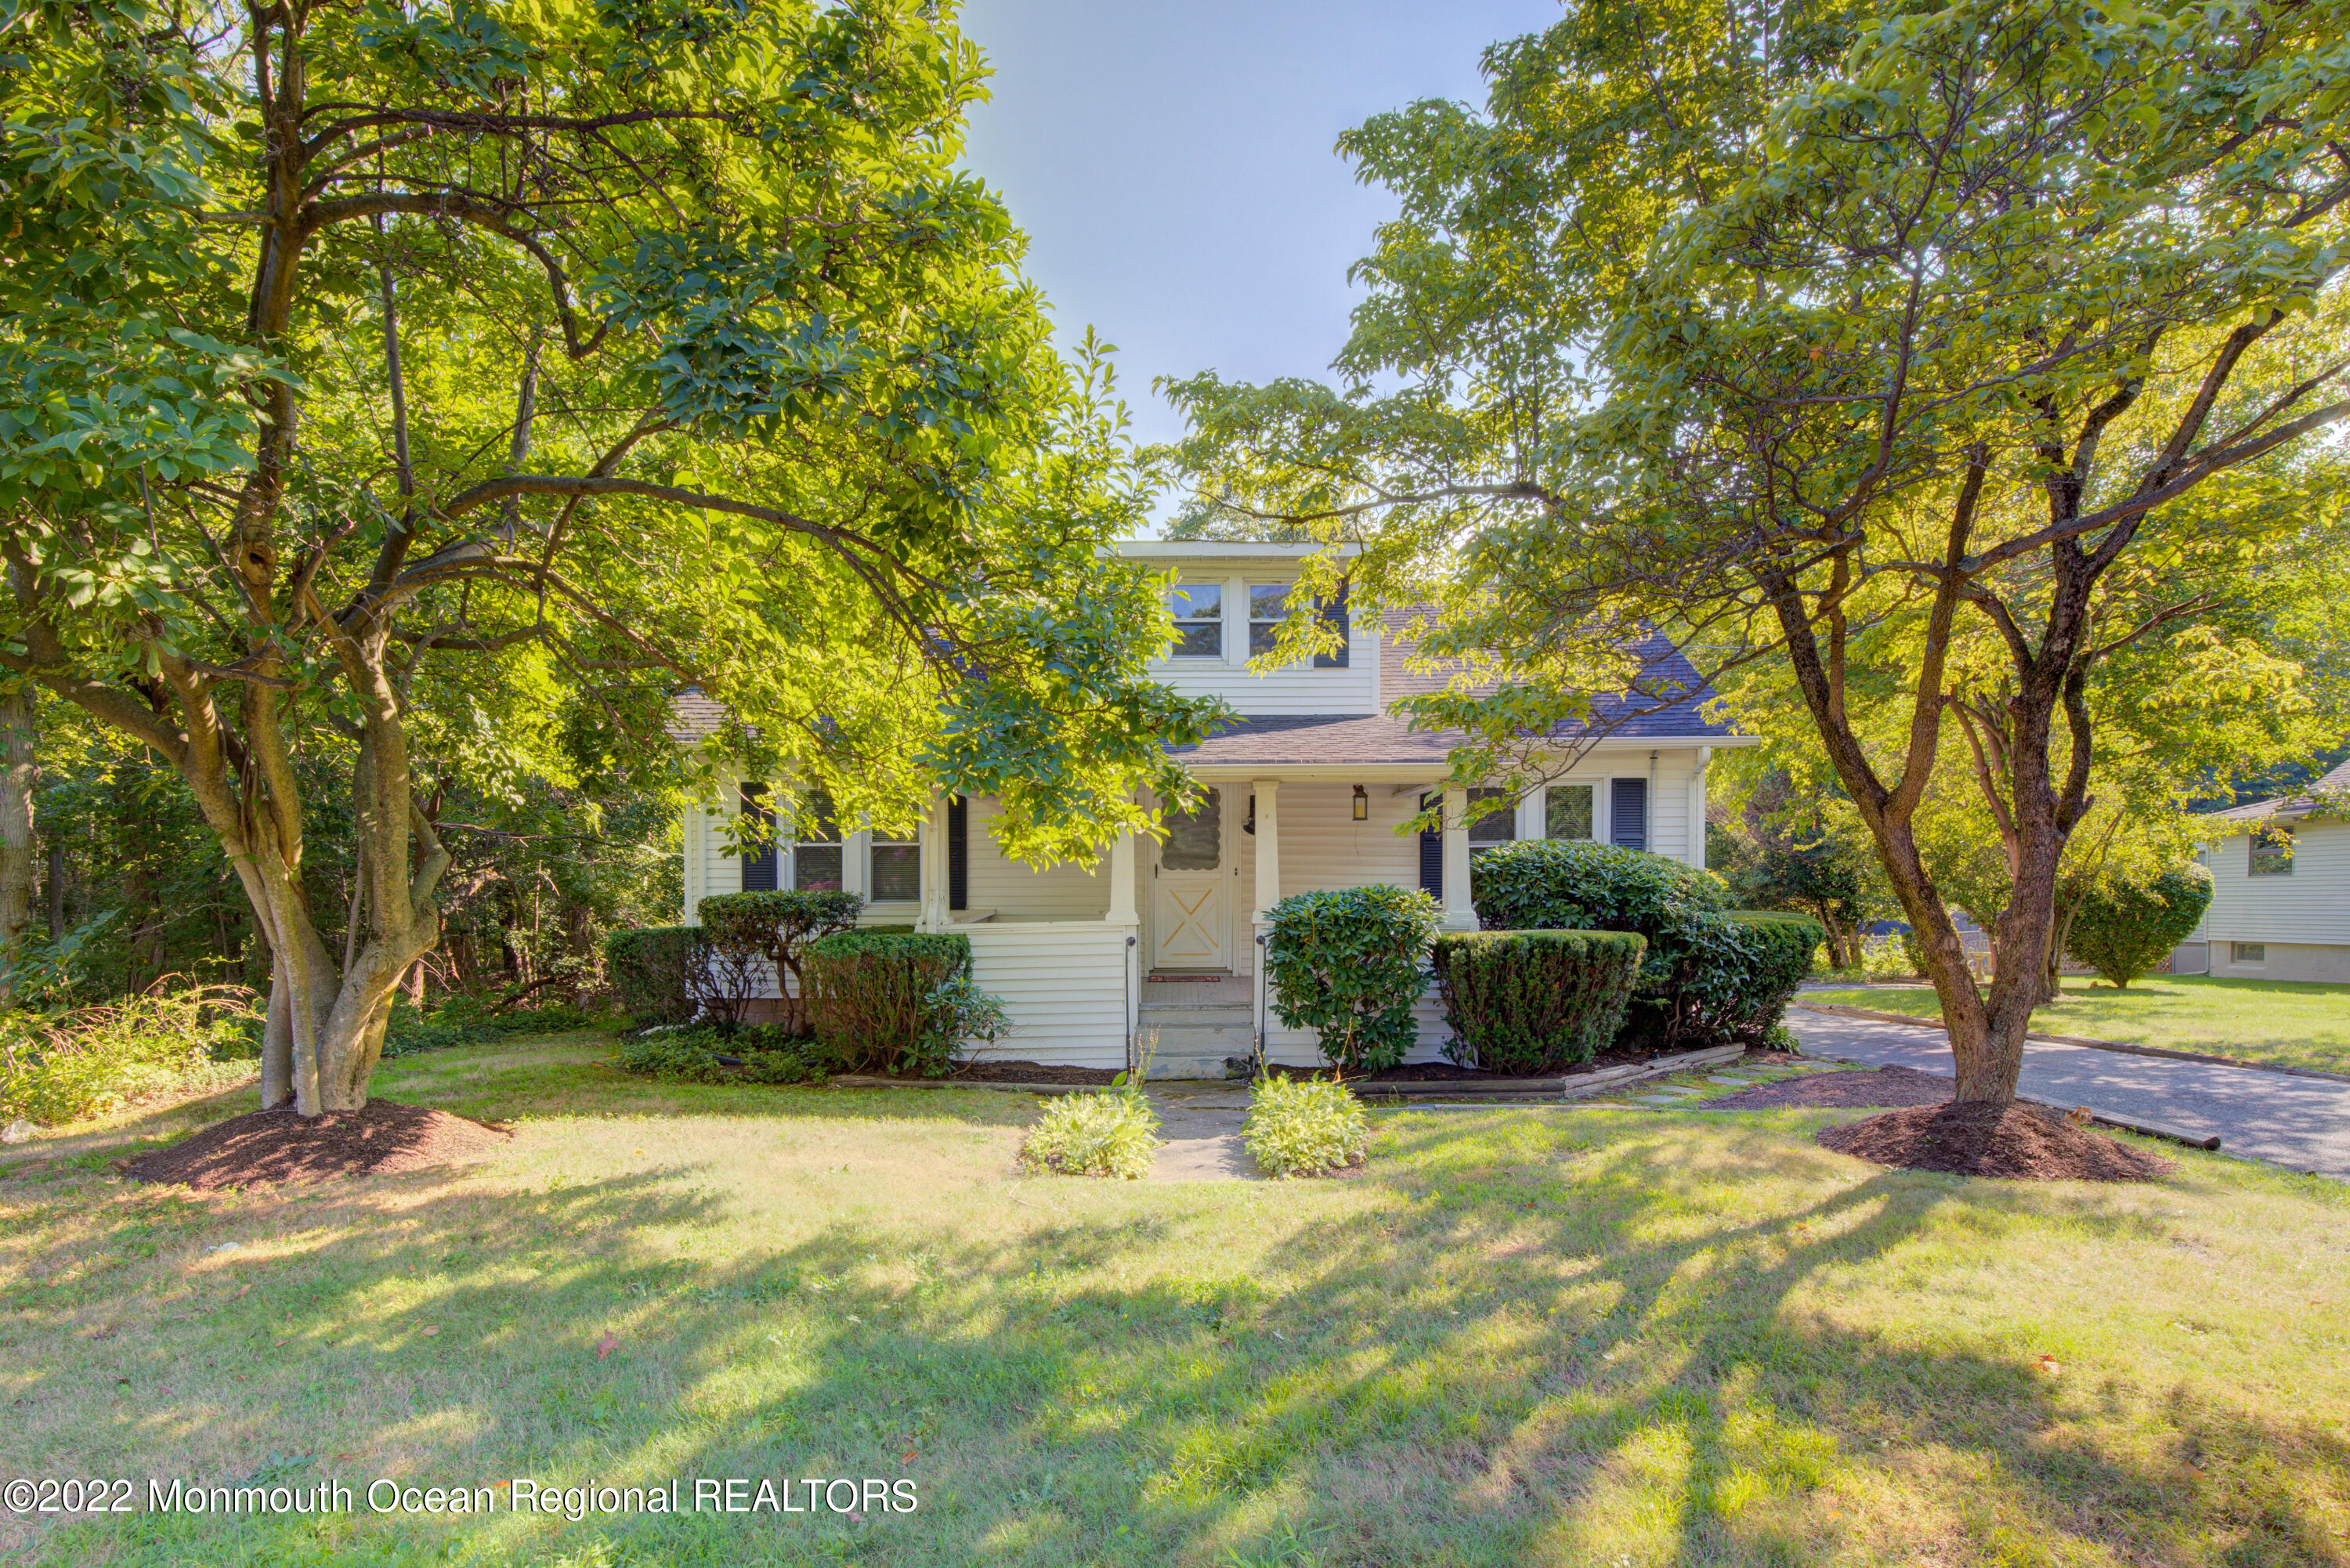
[{"x1": 2211, "y1": 754, "x2": 2350, "y2": 821}]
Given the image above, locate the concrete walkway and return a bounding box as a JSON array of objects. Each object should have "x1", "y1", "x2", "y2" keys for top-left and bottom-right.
[
  {"x1": 1785, "y1": 1006, "x2": 2350, "y2": 1180},
  {"x1": 1146, "y1": 1085, "x2": 1253, "y2": 1181}
]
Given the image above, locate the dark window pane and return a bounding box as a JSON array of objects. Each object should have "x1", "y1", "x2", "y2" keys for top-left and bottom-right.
[
  {"x1": 1161, "y1": 789, "x2": 1220, "y2": 871},
  {"x1": 1169, "y1": 584, "x2": 1222, "y2": 620},
  {"x1": 793, "y1": 787, "x2": 840, "y2": 846},
  {"x1": 1249, "y1": 584, "x2": 1288, "y2": 620},
  {"x1": 1313, "y1": 594, "x2": 1350, "y2": 668},
  {"x1": 2250, "y1": 825, "x2": 2294, "y2": 876},
  {"x1": 1467, "y1": 786, "x2": 1516, "y2": 844},
  {"x1": 1175, "y1": 621, "x2": 1223, "y2": 657},
  {"x1": 794, "y1": 845, "x2": 843, "y2": 891},
  {"x1": 870, "y1": 844, "x2": 920, "y2": 901},
  {"x1": 1249, "y1": 620, "x2": 1282, "y2": 658},
  {"x1": 1546, "y1": 785, "x2": 1593, "y2": 840}
]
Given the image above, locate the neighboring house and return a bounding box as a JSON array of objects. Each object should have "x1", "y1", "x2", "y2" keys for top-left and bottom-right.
[
  {"x1": 674, "y1": 540, "x2": 1753, "y2": 1073},
  {"x1": 2174, "y1": 756, "x2": 2350, "y2": 983}
]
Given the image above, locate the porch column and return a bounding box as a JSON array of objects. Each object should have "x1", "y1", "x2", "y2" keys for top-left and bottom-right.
[
  {"x1": 918, "y1": 794, "x2": 951, "y2": 931},
  {"x1": 1107, "y1": 815, "x2": 1140, "y2": 1048},
  {"x1": 1251, "y1": 779, "x2": 1282, "y2": 923},
  {"x1": 1106, "y1": 817, "x2": 1138, "y2": 924},
  {"x1": 1690, "y1": 746, "x2": 1712, "y2": 870},
  {"x1": 1441, "y1": 784, "x2": 1475, "y2": 930}
]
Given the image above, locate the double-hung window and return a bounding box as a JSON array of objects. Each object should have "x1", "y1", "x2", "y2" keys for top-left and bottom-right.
[
  {"x1": 1169, "y1": 584, "x2": 1223, "y2": 657},
  {"x1": 792, "y1": 790, "x2": 843, "y2": 891},
  {"x1": 1545, "y1": 783, "x2": 1594, "y2": 840},
  {"x1": 1247, "y1": 583, "x2": 1350, "y2": 667},
  {"x1": 870, "y1": 822, "x2": 920, "y2": 902},
  {"x1": 2250, "y1": 823, "x2": 2294, "y2": 876}
]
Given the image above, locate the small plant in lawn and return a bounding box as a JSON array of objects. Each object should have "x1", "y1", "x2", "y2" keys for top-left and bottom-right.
[
  {"x1": 1019, "y1": 1091, "x2": 1160, "y2": 1179},
  {"x1": 1261, "y1": 884, "x2": 1438, "y2": 1073},
  {"x1": 2066, "y1": 865, "x2": 2214, "y2": 988},
  {"x1": 1244, "y1": 1075, "x2": 1368, "y2": 1178}
]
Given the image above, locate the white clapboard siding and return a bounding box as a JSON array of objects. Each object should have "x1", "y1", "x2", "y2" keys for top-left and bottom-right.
[
  {"x1": 1263, "y1": 991, "x2": 1455, "y2": 1068},
  {"x1": 963, "y1": 797, "x2": 1113, "y2": 919},
  {"x1": 963, "y1": 922, "x2": 1134, "y2": 1069},
  {"x1": 2200, "y1": 821, "x2": 2350, "y2": 945},
  {"x1": 1148, "y1": 645, "x2": 1381, "y2": 717}
]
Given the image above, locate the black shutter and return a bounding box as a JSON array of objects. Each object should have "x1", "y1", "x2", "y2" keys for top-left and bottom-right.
[
  {"x1": 1314, "y1": 587, "x2": 1350, "y2": 669},
  {"x1": 740, "y1": 783, "x2": 778, "y2": 891},
  {"x1": 1418, "y1": 792, "x2": 1443, "y2": 899},
  {"x1": 947, "y1": 794, "x2": 968, "y2": 911},
  {"x1": 1611, "y1": 778, "x2": 1647, "y2": 852}
]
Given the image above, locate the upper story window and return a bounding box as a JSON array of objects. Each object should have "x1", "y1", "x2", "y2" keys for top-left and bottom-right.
[
  {"x1": 1546, "y1": 783, "x2": 1594, "y2": 840},
  {"x1": 1169, "y1": 584, "x2": 1223, "y2": 657},
  {"x1": 1247, "y1": 583, "x2": 1350, "y2": 667},
  {"x1": 2250, "y1": 822, "x2": 2294, "y2": 876}
]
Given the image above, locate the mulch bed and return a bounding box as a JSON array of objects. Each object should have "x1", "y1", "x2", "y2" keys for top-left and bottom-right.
[
  {"x1": 1816, "y1": 1101, "x2": 2175, "y2": 1183},
  {"x1": 1700, "y1": 1064, "x2": 1955, "y2": 1111},
  {"x1": 120, "y1": 1101, "x2": 511, "y2": 1190},
  {"x1": 949, "y1": 1060, "x2": 1122, "y2": 1086}
]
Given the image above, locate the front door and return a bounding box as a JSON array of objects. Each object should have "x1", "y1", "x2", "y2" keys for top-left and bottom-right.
[{"x1": 1152, "y1": 788, "x2": 1227, "y2": 970}]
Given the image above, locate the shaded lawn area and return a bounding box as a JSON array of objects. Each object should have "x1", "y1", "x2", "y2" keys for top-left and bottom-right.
[
  {"x1": 3, "y1": 1034, "x2": 2346, "y2": 1567},
  {"x1": 1804, "y1": 974, "x2": 2350, "y2": 1076}
]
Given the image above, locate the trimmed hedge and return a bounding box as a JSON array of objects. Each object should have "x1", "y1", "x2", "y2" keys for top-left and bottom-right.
[
  {"x1": 804, "y1": 930, "x2": 1001, "y2": 1078},
  {"x1": 1431, "y1": 929, "x2": 1647, "y2": 1074},
  {"x1": 1470, "y1": 839, "x2": 1820, "y2": 1049},
  {"x1": 1261, "y1": 884, "x2": 1441, "y2": 1074},
  {"x1": 2066, "y1": 865, "x2": 2213, "y2": 988},
  {"x1": 700, "y1": 890, "x2": 864, "y2": 1035},
  {"x1": 603, "y1": 925, "x2": 704, "y2": 1028}
]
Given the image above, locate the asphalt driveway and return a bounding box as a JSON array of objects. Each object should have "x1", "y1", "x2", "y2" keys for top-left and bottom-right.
[{"x1": 1785, "y1": 1006, "x2": 2350, "y2": 1180}]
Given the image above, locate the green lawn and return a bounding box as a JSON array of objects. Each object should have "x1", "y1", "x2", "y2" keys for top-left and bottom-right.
[
  {"x1": 1802, "y1": 974, "x2": 2350, "y2": 1075},
  {"x1": 3, "y1": 1034, "x2": 2346, "y2": 1567}
]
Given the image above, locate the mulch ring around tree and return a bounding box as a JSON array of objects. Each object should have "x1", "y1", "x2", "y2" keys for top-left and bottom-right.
[
  {"x1": 1699, "y1": 1064, "x2": 1956, "y2": 1111},
  {"x1": 119, "y1": 1101, "x2": 512, "y2": 1190},
  {"x1": 1817, "y1": 1100, "x2": 2175, "y2": 1183}
]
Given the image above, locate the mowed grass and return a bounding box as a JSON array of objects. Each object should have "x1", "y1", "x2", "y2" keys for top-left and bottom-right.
[
  {"x1": 2, "y1": 1035, "x2": 2345, "y2": 1568},
  {"x1": 1804, "y1": 974, "x2": 2350, "y2": 1075}
]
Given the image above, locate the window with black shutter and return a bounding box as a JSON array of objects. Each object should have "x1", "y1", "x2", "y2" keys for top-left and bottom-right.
[
  {"x1": 947, "y1": 795, "x2": 969, "y2": 910},
  {"x1": 1418, "y1": 792, "x2": 1443, "y2": 900},
  {"x1": 739, "y1": 783, "x2": 777, "y2": 891},
  {"x1": 1611, "y1": 778, "x2": 1648, "y2": 852},
  {"x1": 1314, "y1": 587, "x2": 1350, "y2": 669}
]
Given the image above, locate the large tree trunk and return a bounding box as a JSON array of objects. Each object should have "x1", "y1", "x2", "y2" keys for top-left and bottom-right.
[{"x1": 0, "y1": 688, "x2": 34, "y2": 992}]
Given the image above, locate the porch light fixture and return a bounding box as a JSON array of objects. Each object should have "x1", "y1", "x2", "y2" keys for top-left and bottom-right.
[
  {"x1": 1351, "y1": 785, "x2": 1368, "y2": 821},
  {"x1": 1242, "y1": 793, "x2": 1256, "y2": 836}
]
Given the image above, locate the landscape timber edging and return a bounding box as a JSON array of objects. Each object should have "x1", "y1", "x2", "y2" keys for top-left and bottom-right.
[
  {"x1": 826, "y1": 1042, "x2": 1752, "y2": 1099},
  {"x1": 1793, "y1": 1002, "x2": 2350, "y2": 1085}
]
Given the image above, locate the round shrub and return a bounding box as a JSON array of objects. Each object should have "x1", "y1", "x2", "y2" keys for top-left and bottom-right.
[
  {"x1": 1019, "y1": 1091, "x2": 1159, "y2": 1179},
  {"x1": 1262, "y1": 884, "x2": 1440, "y2": 1074},
  {"x1": 2066, "y1": 865, "x2": 2214, "y2": 988},
  {"x1": 1243, "y1": 1075, "x2": 1369, "y2": 1177},
  {"x1": 1431, "y1": 929, "x2": 1647, "y2": 1073},
  {"x1": 804, "y1": 930, "x2": 1002, "y2": 1078},
  {"x1": 1676, "y1": 910, "x2": 1823, "y2": 1045}
]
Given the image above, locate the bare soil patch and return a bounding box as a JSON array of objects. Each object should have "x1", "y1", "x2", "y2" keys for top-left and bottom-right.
[
  {"x1": 1817, "y1": 1100, "x2": 2174, "y2": 1182},
  {"x1": 1701, "y1": 1064, "x2": 1954, "y2": 1111},
  {"x1": 120, "y1": 1100, "x2": 510, "y2": 1190},
  {"x1": 949, "y1": 1060, "x2": 1121, "y2": 1085}
]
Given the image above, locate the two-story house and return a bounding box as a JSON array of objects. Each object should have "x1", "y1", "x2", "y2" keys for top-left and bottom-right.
[{"x1": 674, "y1": 541, "x2": 1752, "y2": 1075}]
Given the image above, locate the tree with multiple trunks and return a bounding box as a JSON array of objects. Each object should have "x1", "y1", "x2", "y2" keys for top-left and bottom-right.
[
  {"x1": 1163, "y1": 0, "x2": 2350, "y2": 1104},
  {"x1": 0, "y1": 0, "x2": 1213, "y2": 1114}
]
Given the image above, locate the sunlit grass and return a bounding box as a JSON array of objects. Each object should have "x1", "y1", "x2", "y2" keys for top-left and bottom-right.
[
  {"x1": 2, "y1": 1034, "x2": 2345, "y2": 1566},
  {"x1": 1805, "y1": 974, "x2": 2350, "y2": 1075}
]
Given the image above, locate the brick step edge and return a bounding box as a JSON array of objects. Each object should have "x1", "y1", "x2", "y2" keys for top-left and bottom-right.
[{"x1": 1793, "y1": 1003, "x2": 2350, "y2": 1085}]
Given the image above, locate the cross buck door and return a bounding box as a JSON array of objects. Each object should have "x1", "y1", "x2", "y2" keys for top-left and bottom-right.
[{"x1": 1151, "y1": 788, "x2": 1227, "y2": 970}]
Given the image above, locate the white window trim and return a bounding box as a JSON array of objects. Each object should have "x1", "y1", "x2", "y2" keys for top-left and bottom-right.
[
  {"x1": 866, "y1": 822, "x2": 922, "y2": 905},
  {"x1": 1169, "y1": 580, "x2": 1227, "y2": 660}
]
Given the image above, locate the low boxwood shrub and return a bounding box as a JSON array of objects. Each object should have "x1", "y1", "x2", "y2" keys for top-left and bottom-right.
[
  {"x1": 1242, "y1": 1075, "x2": 1368, "y2": 1178},
  {"x1": 1431, "y1": 929, "x2": 1647, "y2": 1073},
  {"x1": 2066, "y1": 865, "x2": 2214, "y2": 988},
  {"x1": 804, "y1": 930, "x2": 1006, "y2": 1077},
  {"x1": 1470, "y1": 840, "x2": 1819, "y2": 1049},
  {"x1": 605, "y1": 925, "x2": 704, "y2": 1028},
  {"x1": 698, "y1": 890, "x2": 865, "y2": 1034},
  {"x1": 1018, "y1": 1091, "x2": 1159, "y2": 1179},
  {"x1": 616, "y1": 1024, "x2": 825, "y2": 1084},
  {"x1": 1262, "y1": 884, "x2": 1440, "y2": 1074}
]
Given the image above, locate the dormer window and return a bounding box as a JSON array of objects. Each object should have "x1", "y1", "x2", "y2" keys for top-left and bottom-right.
[{"x1": 1169, "y1": 584, "x2": 1223, "y2": 656}]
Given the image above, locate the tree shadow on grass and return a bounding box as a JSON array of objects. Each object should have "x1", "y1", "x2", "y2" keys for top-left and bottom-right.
[{"x1": 13, "y1": 1103, "x2": 2348, "y2": 1567}]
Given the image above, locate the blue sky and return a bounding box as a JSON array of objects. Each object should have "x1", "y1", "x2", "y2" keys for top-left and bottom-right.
[{"x1": 955, "y1": 0, "x2": 1562, "y2": 460}]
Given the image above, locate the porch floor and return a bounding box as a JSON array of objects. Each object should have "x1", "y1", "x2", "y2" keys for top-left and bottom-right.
[{"x1": 1142, "y1": 972, "x2": 1252, "y2": 1008}]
